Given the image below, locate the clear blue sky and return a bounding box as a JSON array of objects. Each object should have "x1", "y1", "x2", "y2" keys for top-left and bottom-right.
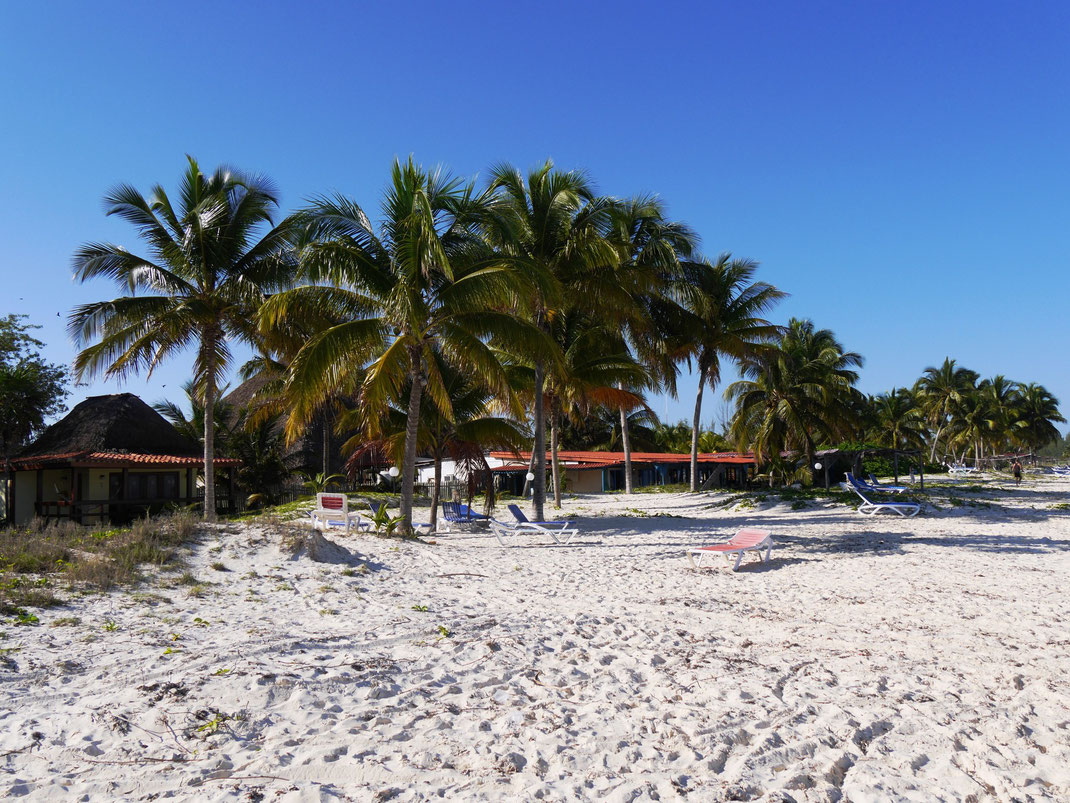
[{"x1": 2, "y1": 1, "x2": 1068, "y2": 431}]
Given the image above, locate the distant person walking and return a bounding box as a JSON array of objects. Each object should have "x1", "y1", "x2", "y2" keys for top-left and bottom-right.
[{"x1": 1012, "y1": 458, "x2": 1023, "y2": 486}]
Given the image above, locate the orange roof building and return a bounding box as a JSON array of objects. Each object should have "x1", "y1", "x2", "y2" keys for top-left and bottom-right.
[
  {"x1": 486, "y1": 450, "x2": 755, "y2": 493},
  {"x1": 4, "y1": 394, "x2": 239, "y2": 526}
]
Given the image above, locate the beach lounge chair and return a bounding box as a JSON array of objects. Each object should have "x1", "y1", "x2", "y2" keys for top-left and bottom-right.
[
  {"x1": 309, "y1": 493, "x2": 368, "y2": 536},
  {"x1": 687, "y1": 528, "x2": 773, "y2": 571},
  {"x1": 491, "y1": 504, "x2": 579, "y2": 545},
  {"x1": 845, "y1": 472, "x2": 909, "y2": 495},
  {"x1": 846, "y1": 478, "x2": 920, "y2": 517},
  {"x1": 947, "y1": 463, "x2": 979, "y2": 478},
  {"x1": 438, "y1": 501, "x2": 489, "y2": 532}
]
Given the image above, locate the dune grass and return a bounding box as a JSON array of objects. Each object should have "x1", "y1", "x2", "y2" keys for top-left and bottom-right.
[{"x1": 0, "y1": 512, "x2": 199, "y2": 618}]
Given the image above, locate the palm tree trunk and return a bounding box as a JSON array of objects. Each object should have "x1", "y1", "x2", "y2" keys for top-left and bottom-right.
[
  {"x1": 690, "y1": 368, "x2": 706, "y2": 492},
  {"x1": 203, "y1": 350, "x2": 217, "y2": 523},
  {"x1": 618, "y1": 382, "x2": 633, "y2": 494},
  {"x1": 322, "y1": 409, "x2": 330, "y2": 476},
  {"x1": 429, "y1": 453, "x2": 441, "y2": 533},
  {"x1": 399, "y1": 353, "x2": 425, "y2": 536},
  {"x1": 532, "y1": 359, "x2": 546, "y2": 520},
  {"x1": 929, "y1": 422, "x2": 944, "y2": 463},
  {"x1": 551, "y1": 406, "x2": 562, "y2": 509}
]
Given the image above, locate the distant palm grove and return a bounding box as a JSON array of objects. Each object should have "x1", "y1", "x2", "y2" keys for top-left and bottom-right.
[{"x1": 66, "y1": 157, "x2": 1066, "y2": 532}]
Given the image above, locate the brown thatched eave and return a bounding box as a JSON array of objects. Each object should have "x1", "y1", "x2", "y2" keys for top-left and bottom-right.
[{"x1": 15, "y1": 393, "x2": 204, "y2": 460}]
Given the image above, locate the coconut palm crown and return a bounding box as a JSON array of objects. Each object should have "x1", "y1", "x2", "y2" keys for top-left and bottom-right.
[{"x1": 69, "y1": 156, "x2": 296, "y2": 520}]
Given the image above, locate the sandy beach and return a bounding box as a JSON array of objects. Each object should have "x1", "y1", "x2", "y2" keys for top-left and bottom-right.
[{"x1": 2, "y1": 475, "x2": 1069, "y2": 801}]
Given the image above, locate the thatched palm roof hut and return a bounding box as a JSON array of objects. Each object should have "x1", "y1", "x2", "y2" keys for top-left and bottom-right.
[{"x1": 5, "y1": 393, "x2": 237, "y2": 525}]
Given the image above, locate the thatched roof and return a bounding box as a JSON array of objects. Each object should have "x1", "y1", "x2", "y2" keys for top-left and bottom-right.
[
  {"x1": 16, "y1": 393, "x2": 203, "y2": 459},
  {"x1": 223, "y1": 378, "x2": 351, "y2": 475}
]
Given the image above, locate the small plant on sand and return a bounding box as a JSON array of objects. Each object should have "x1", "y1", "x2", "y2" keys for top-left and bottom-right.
[
  {"x1": 436, "y1": 624, "x2": 452, "y2": 639},
  {"x1": 300, "y1": 472, "x2": 345, "y2": 494},
  {"x1": 210, "y1": 561, "x2": 228, "y2": 572},
  {"x1": 341, "y1": 568, "x2": 357, "y2": 577},
  {"x1": 187, "y1": 584, "x2": 209, "y2": 598},
  {"x1": 50, "y1": 616, "x2": 81, "y2": 627},
  {"x1": 9, "y1": 608, "x2": 39, "y2": 626},
  {"x1": 192, "y1": 617, "x2": 210, "y2": 627},
  {"x1": 369, "y1": 504, "x2": 405, "y2": 537},
  {"x1": 194, "y1": 711, "x2": 230, "y2": 737},
  {"x1": 102, "y1": 619, "x2": 119, "y2": 632},
  {"x1": 411, "y1": 604, "x2": 429, "y2": 612},
  {"x1": 161, "y1": 646, "x2": 181, "y2": 656},
  {"x1": 318, "y1": 608, "x2": 339, "y2": 616},
  {"x1": 212, "y1": 667, "x2": 230, "y2": 676}
]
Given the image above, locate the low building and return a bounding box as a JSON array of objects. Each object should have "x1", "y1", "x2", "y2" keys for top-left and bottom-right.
[
  {"x1": 473, "y1": 450, "x2": 755, "y2": 494},
  {"x1": 4, "y1": 393, "x2": 239, "y2": 525}
]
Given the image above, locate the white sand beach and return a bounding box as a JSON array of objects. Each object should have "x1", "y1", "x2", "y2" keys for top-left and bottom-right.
[{"x1": 2, "y1": 476, "x2": 1069, "y2": 801}]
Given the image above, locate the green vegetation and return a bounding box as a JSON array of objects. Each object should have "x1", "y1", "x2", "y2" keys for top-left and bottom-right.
[
  {"x1": 0, "y1": 315, "x2": 70, "y2": 501},
  {"x1": 0, "y1": 512, "x2": 198, "y2": 617},
  {"x1": 60, "y1": 155, "x2": 1065, "y2": 516}
]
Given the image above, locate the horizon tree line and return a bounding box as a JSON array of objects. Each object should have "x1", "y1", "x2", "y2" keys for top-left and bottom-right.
[{"x1": 64, "y1": 157, "x2": 1066, "y2": 532}]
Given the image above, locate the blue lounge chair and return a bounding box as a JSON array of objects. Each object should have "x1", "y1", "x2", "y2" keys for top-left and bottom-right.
[
  {"x1": 438, "y1": 501, "x2": 488, "y2": 532},
  {"x1": 490, "y1": 504, "x2": 579, "y2": 545},
  {"x1": 845, "y1": 472, "x2": 909, "y2": 495},
  {"x1": 845, "y1": 475, "x2": 920, "y2": 517}
]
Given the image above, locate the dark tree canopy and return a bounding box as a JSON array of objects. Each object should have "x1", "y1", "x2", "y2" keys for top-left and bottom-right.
[{"x1": 0, "y1": 315, "x2": 69, "y2": 460}]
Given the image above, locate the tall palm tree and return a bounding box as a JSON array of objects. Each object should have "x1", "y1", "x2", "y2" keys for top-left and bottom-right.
[
  {"x1": 542, "y1": 311, "x2": 647, "y2": 507},
  {"x1": 728, "y1": 318, "x2": 864, "y2": 478},
  {"x1": 263, "y1": 158, "x2": 542, "y2": 534},
  {"x1": 153, "y1": 379, "x2": 235, "y2": 453},
  {"x1": 340, "y1": 356, "x2": 527, "y2": 531},
  {"x1": 674, "y1": 255, "x2": 785, "y2": 491},
  {"x1": 1014, "y1": 383, "x2": 1065, "y2": 457},
  {"x1": 914, "y1": 358, "x2": 979, "y2": 462},
  {"x1": 603, "y1": 197, "x2": 697, "y2": 493},
  {"x1": 485, "y1": 160, "x2": 616, "y2": 519},
  {"x1": 69, "y1": 157, "x2": 296, "y2": 520},
  {"x1": 871, "y1": 388, "x2": 927, "y2": 450}
]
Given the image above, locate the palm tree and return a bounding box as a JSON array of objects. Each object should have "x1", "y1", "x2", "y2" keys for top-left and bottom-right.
[
  {"x1": 485, "y1": 160, "x2": 616, "y2": 519},
  {"x1": 263, "y1": 158, "x2": 542, "y2": 534},
  {"x1": 674, "y1": 255, "x2": 785, "y2": 491},
  {"x1": 1015, "y1": 383, "x2": 1066, "y2": 457},
  {"x1": 728, "y1": 318, "x2": 864, "y2": 480},
  {"x1": 914, "y1": 358, "x2": 979, "y2": 462},
  {"x1": 541, "y1": 311, "x2": 647, "y2": 507},
  {"x1": 603, "y1": 197, "x2": 697, "y2": 493},
  {"x1": 153, "y1": 379, "x2": 235, "y2": 453},
  {"x1": 871, "y1": 388, "x2": 926, "y2": 450},
  {"x1": 340, "y1": 356, "x2": 527, "y2": 531},
  {"x1": 69, "y1": 157, "x2": 296, "y2": 520}
]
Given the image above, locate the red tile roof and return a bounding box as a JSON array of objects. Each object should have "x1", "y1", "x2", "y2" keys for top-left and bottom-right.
[
  {"x1": 488, "y1": 450, "x2": 755, "y2": 467},
  {"x1": 10, "y1": 451, "x2": 240, "y2": 470}
]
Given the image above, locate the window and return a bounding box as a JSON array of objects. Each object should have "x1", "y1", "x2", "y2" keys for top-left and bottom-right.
[{"x1": 119, "y1": 472, "x2": 180, "y2": 500}]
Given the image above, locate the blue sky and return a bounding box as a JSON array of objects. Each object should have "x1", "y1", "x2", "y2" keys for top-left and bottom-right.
[{"x1": 2, "y1": 1, "x2": 1068, "y2": 431}]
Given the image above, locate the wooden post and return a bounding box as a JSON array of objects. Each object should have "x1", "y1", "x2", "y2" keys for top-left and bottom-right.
[{"x1": 894, "y1": 452, "x2": 899, "y2": 484}]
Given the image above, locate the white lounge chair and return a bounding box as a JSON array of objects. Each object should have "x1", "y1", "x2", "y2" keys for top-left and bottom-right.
[
  {"x1": 491, "y1": 504, "x2": 579, "y2": 545},
  {"x1": 687, "y1": 528, "x2": 773, "y2": 571},
  {"x1": 847, "y1": 481, "x2": 920, "y2": 517},
  {"x1": 866, "y1": 473, "x2": 910, "y2": 494},
  {"x1": 309, "y1": 493, "x2": 368, "y2": 536},
  {"x1": 947, "y1": 463, "x2": 980, "y2": 478}
]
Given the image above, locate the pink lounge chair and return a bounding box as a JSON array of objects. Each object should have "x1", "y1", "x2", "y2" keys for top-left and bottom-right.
[{"x1": 687, "y1": 528, "x2": 773, "y2": 571}]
